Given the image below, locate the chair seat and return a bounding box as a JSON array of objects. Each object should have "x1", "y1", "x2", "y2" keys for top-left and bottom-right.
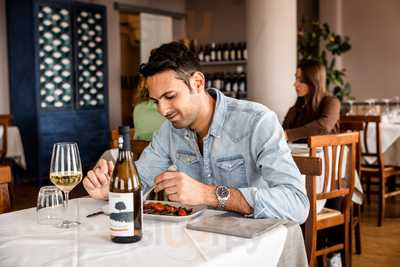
[
  {"x1": 317, "y1": 207, "x2": 342, "y2": 220},
  {"x1": 361, "y1": 165, "x2": 400, "y2": 177}
]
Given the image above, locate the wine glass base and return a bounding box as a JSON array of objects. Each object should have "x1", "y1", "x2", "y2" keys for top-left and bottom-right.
[{"x1": 57, "y1": 220, "x2": 81, "y2": 229}]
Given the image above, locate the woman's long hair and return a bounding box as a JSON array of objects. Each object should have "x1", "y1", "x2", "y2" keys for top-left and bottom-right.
[{"x1": 295, "y1": 60, "x2": 327, "y2": 114}]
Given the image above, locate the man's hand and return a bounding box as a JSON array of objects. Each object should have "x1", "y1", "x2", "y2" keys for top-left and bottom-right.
[
  {"x1": 83, "y1": 159, "x2": 114, "y2": 200},
  {"x1": 154, "y1": 171, "x2": 210, "y2": 206}
]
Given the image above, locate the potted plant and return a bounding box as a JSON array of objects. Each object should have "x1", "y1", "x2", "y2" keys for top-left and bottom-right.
[{"x1": 298, "y1": 22, "x2": 352, "y2": 101}]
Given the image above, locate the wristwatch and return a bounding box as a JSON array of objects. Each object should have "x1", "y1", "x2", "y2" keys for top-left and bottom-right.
[{"x1": 215, "y1": 185, "x2": 230, "y2": 210}]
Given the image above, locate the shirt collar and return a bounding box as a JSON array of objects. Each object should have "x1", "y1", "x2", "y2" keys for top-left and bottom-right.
[
  {"x1": 207, "y1": 88, "x2": 226, "y2": 138},
  {"x1": 172, "y1": 88, "x2": 226, "y2": 139}
]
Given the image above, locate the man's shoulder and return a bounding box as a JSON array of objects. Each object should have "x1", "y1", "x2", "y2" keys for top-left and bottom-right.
[
  {"x1": 221, "y1": 97, "x2": 278, "y2": 141},
  {"x1": 224, "y1": 97, "x2": 274, "y2": 120}
]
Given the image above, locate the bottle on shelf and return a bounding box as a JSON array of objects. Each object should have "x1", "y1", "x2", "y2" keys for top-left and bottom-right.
[
  {"x1": 229, "y1": 42, "x2": 236, "y2": 61},
  {"x1": 197, "y1": 45, "x2": 204, "y2": 62},
  {"x1": 204, "y1": 44, "x2": 211, "y2": 63},
  {"x1": 109, "y1": 126, "x2": 143, "y2": 243},
  {"x1": 236, "y1": 43, "x2": 243, "y2": 61},
  {"x1": 216, "y1": 44, "x2": 222, "y2": 62},
  {"x1": 206, "y1": 73, "x2": 214, "y2": 89},
  {"x1": 223, "y1": 43, "x2": 230, "y2": 61},
  {"x1": 210, "y1": 42, "x2": 216, "y2": 62},
  {"x1": 224, "y1": 72, "x2": 232, "y2": 93}
]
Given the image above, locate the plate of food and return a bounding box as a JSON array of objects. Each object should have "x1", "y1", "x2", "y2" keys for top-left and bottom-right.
[{"x1": 102, "y1": 200, "x2": 206, "y2": 222}]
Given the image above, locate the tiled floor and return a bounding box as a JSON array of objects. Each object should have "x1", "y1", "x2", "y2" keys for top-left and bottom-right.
[{"x1": 8, "y1": 182, "x2": 400, "y2": 266}]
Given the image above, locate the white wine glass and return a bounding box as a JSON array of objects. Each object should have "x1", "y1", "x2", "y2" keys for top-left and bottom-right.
[
  {"x1": 345, "y1": 99, "x2": 355, "y2": 115},
  {"x1": 50, "y1": 142, "x2": 82, "y2": 228},
  {"x1": 365, "y1": 98, "x2": 376, "y2": 115}
]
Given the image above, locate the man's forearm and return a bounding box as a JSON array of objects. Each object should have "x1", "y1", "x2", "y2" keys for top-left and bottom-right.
[{"x1": 202, "y1": 184, "x2": 254, "y2": 215}]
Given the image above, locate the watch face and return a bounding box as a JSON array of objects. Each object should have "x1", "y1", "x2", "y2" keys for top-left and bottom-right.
[{"x1": 217, "y1": 186, "x2": 229, "y2": 199}]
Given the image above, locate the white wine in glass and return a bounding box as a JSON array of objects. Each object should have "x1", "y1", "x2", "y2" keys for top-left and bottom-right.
[{"x1": 50, "y1": 142, "x2": 82, "y2": 228}]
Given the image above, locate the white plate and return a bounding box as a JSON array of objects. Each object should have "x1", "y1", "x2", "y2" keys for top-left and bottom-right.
[{"x1": 102, "y1": 200, "x2": 206, "y2": 222}]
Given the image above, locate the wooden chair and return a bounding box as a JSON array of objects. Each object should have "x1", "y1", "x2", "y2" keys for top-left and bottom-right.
[
  {"x1": 0, "y1": 165, "x2": 12, "y2": 213},
  {"x1": 0, "y1": 115, "x2": 12, "y2": 163},
  {"x1": 341, "y1": 115, "x2": 400, "y2": 226},
  {"x1": 110, "y1": 128, "x2": 149, "y2": 160},
  {"x1": 306, "y1": 132, "x2": 358, "y2": 267},
  {"x1": 0, "y1": 115, "x2": 14, "y2": 208},
  {"x1": 339, "y1": 121, "x2": 363, "y2": 255},
  {"x1": 293, "y1": 156, "x2": 323, "y2": 265}
]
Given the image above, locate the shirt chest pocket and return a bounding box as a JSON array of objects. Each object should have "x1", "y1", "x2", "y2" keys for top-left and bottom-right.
[
  {"x1": 175, "y1": 150, "x2": 201, "y2": 177},
  {"x1": 215, "y1": 156, "x2": 247, "y2": 188}
]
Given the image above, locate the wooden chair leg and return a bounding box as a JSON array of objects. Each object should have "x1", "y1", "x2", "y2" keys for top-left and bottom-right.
[
  {"x1": 344, "y1": 218, "x2": 351, "y2": 267},
  {"x1": 354, "y1": 204, "x2": 362, "y2": 254},
  {"x1": 366, "y1": 176, "x2": 371, "y2": 205},
  {"x1": 378, "y1": 178, "x2": 385, "y2": 227}
]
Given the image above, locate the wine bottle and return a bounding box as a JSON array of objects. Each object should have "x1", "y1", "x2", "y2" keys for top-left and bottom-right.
[
  {"x1": 198, "y1": 45, "x2": 204, "y2": 62},
  {"x1": 204, "y1": 44, "x2": 211, "y2": 62},
  {"x1": 109, "y1": 126, "x2": 142, "y2": 243},
  {"x1": 210, "y1": 42, "x2": 216, "y2": 61},
  {"x1": 216, "y1": 44, "x2": 222, "y2": 61},
  {"x1": 208, "y1": 73, "x2": 214, "y2": 88},
  {"x1": 236, "y1": 42, "x2": 242, "y2": 60},
  {"x1": 229, "y1": 42, "x2": 236, "y2": 61},
  {"x1": 223, "y1": 43, "x2": 230, "y2": 61}
]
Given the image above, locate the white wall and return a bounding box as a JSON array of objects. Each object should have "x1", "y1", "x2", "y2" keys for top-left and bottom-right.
[
  {"x1": 186, "y1": 0, "x2": 246, "y2": 44},
  {"x1": 0, "y1": 0, "x2": 9, "y2": 114},
  {"x1": 321, "y1": 0, "x2": 400, "y2": 100}
]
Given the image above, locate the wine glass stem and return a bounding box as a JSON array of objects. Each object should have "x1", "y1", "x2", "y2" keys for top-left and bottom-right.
[{"x1": 65, "y1": 191, "x2": 69, "y2": 209}]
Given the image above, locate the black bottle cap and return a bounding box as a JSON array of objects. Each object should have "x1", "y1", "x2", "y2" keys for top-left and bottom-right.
[{"x1": 118, "y1": 126, "x2": 130, "y2": 135}]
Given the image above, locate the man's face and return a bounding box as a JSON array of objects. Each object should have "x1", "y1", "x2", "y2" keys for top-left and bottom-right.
[{"x1": 147, "y1": 70, "x2": 201, "y2": 129}]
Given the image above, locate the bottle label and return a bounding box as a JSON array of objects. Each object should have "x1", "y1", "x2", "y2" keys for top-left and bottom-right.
[
  {"x1": 224, "y1": 51, "x2": 229, "y2": 61},
  {"x1": 109, "y1": 192, "x2": 134, "y2": 237}
]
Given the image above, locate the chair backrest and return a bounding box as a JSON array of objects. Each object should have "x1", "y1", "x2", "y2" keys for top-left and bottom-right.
[
  {"x1": 340, "y1": 115, "x2": 383, "y2": 169},
  {"x1": 0, "y1": 165, "x2": 11, "y2": 213},
  {"x1": 308, "y1": 132, "x2": 358, "y2": 206},
  {"x1": 0, "y1": 115, "x2": 12, "y2": 162},
  {"x1": 339, "y1": 120, "x2": 364, "y2": 174},
  {"x1": 110, "y1": 128, "x2": 149, "y2": 160}
]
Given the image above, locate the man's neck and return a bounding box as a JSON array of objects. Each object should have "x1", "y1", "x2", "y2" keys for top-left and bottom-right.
[{"x1": 191, "y1": 93, "x2": 216, "y2": 139}]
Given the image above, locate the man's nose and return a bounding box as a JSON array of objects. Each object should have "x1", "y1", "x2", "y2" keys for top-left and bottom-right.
[{"x1": 157, "y1": 100, "x2": 169, "y2": 117}]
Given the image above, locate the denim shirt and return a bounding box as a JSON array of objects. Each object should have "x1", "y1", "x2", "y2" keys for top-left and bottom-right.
[{"x1": 136, "y1": 89, "x2": 309, "y2": 223}]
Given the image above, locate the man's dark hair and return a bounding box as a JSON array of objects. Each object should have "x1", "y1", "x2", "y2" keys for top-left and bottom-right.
[{"x1": 138, "y1": 42, "x2": 200, "y2": 89}]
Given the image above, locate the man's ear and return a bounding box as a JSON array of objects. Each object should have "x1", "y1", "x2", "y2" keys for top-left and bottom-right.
[{"x1": 191, "y1": 71, "x2": 205, "y2": 93}]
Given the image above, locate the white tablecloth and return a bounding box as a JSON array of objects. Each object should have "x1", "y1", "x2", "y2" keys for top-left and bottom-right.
[
  {"x1": 0, "y1": 126, "x2": 26, "y2": 169},
  {"x1": 363, "y1": 122, "x2": 400, "y2": 166},
  {"x1": 290, "y1": 144, "x2": 363, "y2": 212},
  {"x1": 0, "y1": 198, "x2": 292, "y2": 267}
]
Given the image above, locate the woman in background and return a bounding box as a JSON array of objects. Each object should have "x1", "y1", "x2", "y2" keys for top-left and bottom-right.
[
  {"x1": 132, "y1": 75, "x2": 165, "y2": 141},
  {"x1": 283, "y1": 60, "x2": 340, "y2": 143}
]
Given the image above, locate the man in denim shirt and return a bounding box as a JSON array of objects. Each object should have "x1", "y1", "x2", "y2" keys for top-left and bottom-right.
[{"x1": 84, "y1": 42, "x2": 309, "y2": 223}]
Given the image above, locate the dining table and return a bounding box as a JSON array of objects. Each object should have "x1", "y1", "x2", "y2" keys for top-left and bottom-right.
[
  {"x1": 0, "y1": 197, "x2": 308, "y2": 267},
  {"x1": 0, "y1": 126, "x2": 26, "y2": 169}
]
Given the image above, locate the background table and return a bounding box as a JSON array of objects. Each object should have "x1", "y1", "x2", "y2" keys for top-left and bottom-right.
[
  {"x1": 363, "y1": 122, "x2": 400, "y2": 166},
  {"x1": 0, "y1": 197, "x2": 308, "y2": 267},
  {"x1": 0, "y1": 126, "x2": 26, "y2": 169}
]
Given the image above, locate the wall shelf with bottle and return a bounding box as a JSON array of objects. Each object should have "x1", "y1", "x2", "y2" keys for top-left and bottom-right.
[
  {"x1": 205, "y1": 71, "x2": 247, "y2": 100},
  {"x1": 189, "y1": 41, "x2": 247, "y2": 64}
]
